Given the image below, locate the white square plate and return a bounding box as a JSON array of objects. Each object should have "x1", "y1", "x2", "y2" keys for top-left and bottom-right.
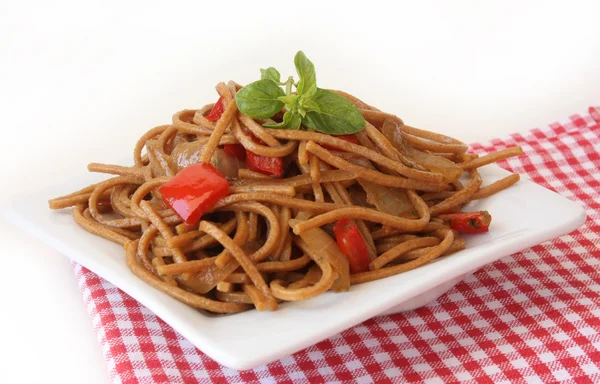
[{"x1": 4, "y1": 164, "x2": 586, "y2": 370}]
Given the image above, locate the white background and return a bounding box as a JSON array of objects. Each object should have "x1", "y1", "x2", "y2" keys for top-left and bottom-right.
[{"x1": 1, "y1": 1, "x2": 599, "y2": 383}]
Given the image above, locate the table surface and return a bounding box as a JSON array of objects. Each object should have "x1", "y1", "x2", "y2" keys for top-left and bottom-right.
[{"x1": 1, "y1": 1, "x2": 599, "y2": 383}]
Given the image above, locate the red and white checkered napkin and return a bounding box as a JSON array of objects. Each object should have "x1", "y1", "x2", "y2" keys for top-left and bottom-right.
[{"x1": 74, "y1": 107, "x2": 600, "y2": 383}]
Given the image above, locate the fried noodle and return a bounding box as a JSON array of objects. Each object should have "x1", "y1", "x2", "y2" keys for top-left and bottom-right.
[{"x1": 48, "y1": 83, "x2": 522, "y2": 313}]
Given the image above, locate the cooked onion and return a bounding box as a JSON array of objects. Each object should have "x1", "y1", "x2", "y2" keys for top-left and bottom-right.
[
  {"x1": 171, "y1": 141, "x2": 242, "y2": 179},
  {"x1": 289, "y1": 218, "x2": 350, "y2": 292},
  {"x1": 348, "y1": 156, "x2": 414, "y2": 216},
  {"x1": 382, "y1": 119, "x2": 462, "y2": 183}
]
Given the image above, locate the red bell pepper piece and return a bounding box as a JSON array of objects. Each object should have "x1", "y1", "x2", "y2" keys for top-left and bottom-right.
[
  {"x1": 159, "y1": 163, "x2": 229, "y2": 226},
  {"x1": 222, "y1": 137, "x2": 282, "y2": 177},
  {"x1": 322, "y1": 134, "x2": 359, "y2": 151},
  {"x1": 223, "y1": 144, "x2": 246, "y2": 161},
  {"x1": 246, "y1": 151, "x2": 283, "y2": 177},
  {"x1": 205, "y1": 96, "x2": 225, "y2": 122},
  {"x1": 239, "y1": 132, "x2": 283, "y2": 177},
  {"x1": 333, "y1": 219, "x2": 371, "y2": 273},
  {"x1": 437, "y1": 211, "x2": 492, "y2": 233}
]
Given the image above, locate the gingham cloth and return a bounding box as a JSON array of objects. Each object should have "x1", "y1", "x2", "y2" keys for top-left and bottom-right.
[{"x1": 74, "y1": 107, "x2": 600, "y2": 384}]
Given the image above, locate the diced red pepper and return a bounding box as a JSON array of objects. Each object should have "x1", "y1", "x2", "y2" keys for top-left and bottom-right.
[
  {"x1": 223, "y1": 144, "x2": 246, "y2": 161},
  {"x1": 222, "y1": 135, "x2": 283, "y2": 177},
  {"x1": 246, "y1": 151, "x2": 283, "y2": 178},
  {"x1": 205, "y1": 96, "x2": 225, "y2": 122},
  {"x1": 159, "y1": 163, "x2": 229, "y2": 226},
  {"x1": 333, "y1": 219, "x2": 371, "y2": 273},
  {"x1": 322, "y1": 134, "x2": 359, "y2": 151},
  {"x1": 242, "y1": 132, "x2": 283, "y2": 177},
  {"x1": 437, "y1": 211, "x2": 492, "y2": 233}
]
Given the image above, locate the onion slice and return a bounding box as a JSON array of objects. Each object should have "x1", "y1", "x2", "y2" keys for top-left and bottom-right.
[{"x1": 382, "y1": 119, "x2": 462, "y2": 183}]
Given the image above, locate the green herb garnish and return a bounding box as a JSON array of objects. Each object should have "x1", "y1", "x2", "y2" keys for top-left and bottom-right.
[{"x1": 235, "y1": 51, "x2": 367, "y2": 134}]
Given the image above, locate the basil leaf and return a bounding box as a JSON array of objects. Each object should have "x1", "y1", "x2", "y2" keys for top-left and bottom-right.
[
  {"x1": 294, "y1": 51, "x2": 317, "y2": 98},
  {"x1": 298, "y1": 97, "x2": 320, "y2": 113},
  {"x1": 263, "y1": 110, "x2": 302, "y2": 129},
  {"x1": 236, "y1": 79, "x2": 285, "y2": 119},
  {"x1": 301, "y1": 88, "x2": 366, "y2": 134},
  {"x1": 260, "y1": 67, "x2": 281, "y2": 83}
]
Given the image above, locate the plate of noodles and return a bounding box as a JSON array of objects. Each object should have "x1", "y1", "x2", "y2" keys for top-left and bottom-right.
[{"x1": 5, "y1": 52, "x2": 586, "y2": 369}]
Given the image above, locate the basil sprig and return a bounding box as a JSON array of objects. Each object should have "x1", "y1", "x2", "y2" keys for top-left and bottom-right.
[
  {"x1": 235, "y1": 79, "x2": 285, "y2": 119},
  {"x1": 235, "y1": 51, "x2": 366, "y2": 134}
]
